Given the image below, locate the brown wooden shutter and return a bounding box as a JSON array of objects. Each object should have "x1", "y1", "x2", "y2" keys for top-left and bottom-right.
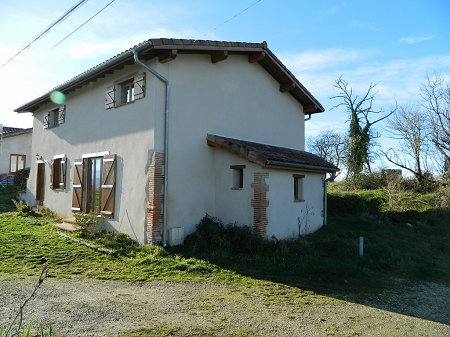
[
  {"x1": 105, "y1": 85, "x2": 116, "y2": 109},
  {"x1": 43, "y1": 112, "x2": 50, "y2": 128},
  {"x1": 134, "y1": 72, "x2": 146, "y2": 100},
  {"x1": 49, "y1": 159, "x2": 55, "y2": 189},
  {"x1": 100, "y1": 154, "x2": 116, "y2": 218},
  {"x1": 72, "y1": 159, "x2": 84, "y2": 212},
  {"x1": 60, "y1": 157, "x2": 67, "y2": 189},
  {"x1": 58, "y1": 105, "x2": 66, "y2": 125}
]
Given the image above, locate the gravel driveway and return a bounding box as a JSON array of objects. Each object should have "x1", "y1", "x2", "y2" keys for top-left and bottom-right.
[{"x1": 0, "y1": 273, "x2": 448, "y2": 337}]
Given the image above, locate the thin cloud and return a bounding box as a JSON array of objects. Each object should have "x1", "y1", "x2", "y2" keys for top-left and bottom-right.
[
  {"x1": 57, "y1": 28, "x2": 219, "y2": 60},
  {"x1": 279, "y1": 48, "x2": 378, "y2": 72},
  {"x1": 398, "y1": 35, "x2": 435, "y2": 45}
]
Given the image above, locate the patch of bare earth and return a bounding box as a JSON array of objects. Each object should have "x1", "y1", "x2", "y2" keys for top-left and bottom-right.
[{"x1": 0, "y1": 274, "x2": 448, "y2": 337}]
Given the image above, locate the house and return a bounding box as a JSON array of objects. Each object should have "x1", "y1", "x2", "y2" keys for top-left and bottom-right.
[
  {"x1": 0, "y1": 126, "x2": 33, "y2": 188},
  {"x1": 15, "y1": 38, "x2": 338, "y2": 245}
]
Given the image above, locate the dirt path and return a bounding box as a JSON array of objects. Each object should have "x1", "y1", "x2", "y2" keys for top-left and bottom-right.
[{"x1": 0, "y1": 274, "x2": 448, "y2": 337}]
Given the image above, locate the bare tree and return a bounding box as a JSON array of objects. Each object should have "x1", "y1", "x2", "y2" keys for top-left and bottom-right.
[
  {"x1": 422, "y1": 75, "x2": 450, "y2": 175},
  {"x1": 384, "y1": 105, "x2": 434, "y2": 186},
  {"x1": 306, "y1": 129, "x2": 349, "y2": 177},
  {"x1": 331, "y1": 76, "x2": 396, "y2": 176}
]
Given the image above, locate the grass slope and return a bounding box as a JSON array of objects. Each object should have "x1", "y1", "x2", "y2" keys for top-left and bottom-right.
[{"x1": 0, "y1": 186, "x2": 448, "y2": 290}]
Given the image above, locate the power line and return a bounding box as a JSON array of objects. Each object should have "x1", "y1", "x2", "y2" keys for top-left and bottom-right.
[
  {"x1": 53, "y1": 0, "x2": 117, "y2": 48},
  {"x1": 0, "y1": 0, "x2": 89, "y2": 69},
  {"x1": 204, "y1": 0, "x2": 263, "y2": 37}
]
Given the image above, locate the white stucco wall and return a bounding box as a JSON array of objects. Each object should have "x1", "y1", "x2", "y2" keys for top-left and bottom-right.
[
  {"x1": 210, "y1": 148, "x2": 326, "y2": 239},
  {"x1": 24, "y1": 52, "x2": 321, "y2": 243},
  {"x1": 0, "y1": 131, "x2": 32, "y2": 174},
  {"x1": 25, "y1": 63, "x2": 164, "y2": 244},
  {"x1": 151, "y1": 54, "x2": 308, "y2": 237},
  {"x1": 266, "y1": 170, "x2": 326, "y2": 239}
]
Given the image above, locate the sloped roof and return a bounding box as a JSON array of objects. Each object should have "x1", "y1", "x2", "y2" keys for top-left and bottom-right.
[
  {"x1": 207, "y1": 134, "x2": 339, "y2": 173},
  {"x1": 15, "y1": 38, "x2": 324, "y2": 114},
  {"x1": 1, "y1": 127, "x2": 32, "y2": 137}
]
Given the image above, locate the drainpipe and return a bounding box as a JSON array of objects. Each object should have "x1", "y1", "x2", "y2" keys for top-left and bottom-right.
[
  {"x1": 304, "y1": 113, "x2": 311, "y2": 121},
  {"x1": 133, "y1": 47, "x2": 170, "y2": 247},
  {"x1": 323, "y1": 172, "x2": 336, "y2": 226}
]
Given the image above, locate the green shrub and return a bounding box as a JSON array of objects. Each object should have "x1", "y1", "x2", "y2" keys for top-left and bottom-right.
[
  {"x1": 1, "y1": 184, "x2": 19, "y2": 194},
  {"x1": 11, "y1": 199, "x2": 38, "y2": 217},
  {"x1": 73, "y1": 211, "x2": 102, "y2": 233},
  {"x1": 183, "y1": 214, "x2": 266, "y2": 255}
]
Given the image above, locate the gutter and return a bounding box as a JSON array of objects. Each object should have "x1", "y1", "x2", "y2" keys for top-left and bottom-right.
[
  {"x1": 265, "y1": 160, "x2": 339, "y2": 173},
  {"x1": 133, "y1": 44, "x2": 170, "y2": 247}
]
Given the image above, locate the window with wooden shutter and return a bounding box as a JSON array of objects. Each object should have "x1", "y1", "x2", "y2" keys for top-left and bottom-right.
[
  {"x1": 58, "y1": 105, "x2": 66, "y2": 125},
  {"x1": 50, "y1": 156, "x2": 67, "y2": 190},
  {"x1": 72, "y1": 159, "x2": 84, "y2": 212},
  {"x1": 105, "y1": 85, "x2": 116, "y2": 109},
  {"x1": 100, "y1": 154, "x2": 116, "y2": 218},
  {"x1": 134, "y1": 72, "x2": 146, "y2": 100},
  {"x1": 43, "y1": 112, "x2": 50, "y2": 128},
  {"x1": 60, "y1": 157, "x2": 67, "y2": 189},
  {"x1": 50, "y1": 159, "x2": 55, "y2": 189}
]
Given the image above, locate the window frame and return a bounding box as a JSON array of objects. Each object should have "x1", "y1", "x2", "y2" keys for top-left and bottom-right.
[
  {"x1": 105, "y1": 72, "x2": 146, "y2": 109},
  {"x1": 72, "y1": 151, "x2": 116, "y2": 218},
  {"x1": 230, "y1": 165, "x2": 245, "y2": 190},
  {"x1": 293, "y1": 174, "x2": 305, "y2": 202},
  {"x1": 50, "y1": 154, "x2": 66, "y2": 191},
  {"x1": 44, "y1": 105, "x2": 66, "y2": 129},
  {"x1": 9, "y1": 154, "x2": 26, "y2": 173},
  {"x1": 119, "y1": 79, "x2": 135, "y2": 105}
]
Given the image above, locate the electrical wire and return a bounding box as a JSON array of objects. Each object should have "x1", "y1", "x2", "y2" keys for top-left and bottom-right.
[
  {"x1": 0, "y1": 0, "x2": 89, "y2": 69},
  {"x1": 53, "y1": 0, "x2": 117, "y2": 48},
  {"x1": 203, "y1": 0, "x2": 263, "y2": 36}
]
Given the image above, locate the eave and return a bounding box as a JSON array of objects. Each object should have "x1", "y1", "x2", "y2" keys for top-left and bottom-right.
[{"x1": 15, "y1": 38, "x2": 324, "y2": 114}]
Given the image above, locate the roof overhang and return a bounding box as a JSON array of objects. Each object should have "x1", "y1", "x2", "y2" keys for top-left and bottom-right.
[
  {"x1": 15, "y1": 38, "x2": 324, "y2": 114},
  {"x1": 207, "y1": 134, "x2": 339, "y2": 173}
]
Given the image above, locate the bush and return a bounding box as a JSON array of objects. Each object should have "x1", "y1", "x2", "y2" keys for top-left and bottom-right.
[
  {"x1": 183, "y1": 214, "x2": 266, "y2": 255},
  {"x1": 11, "y1": 199, "x2": 38, "y2": 217},
  {"x1": 13, "y1": 168, "x2": 30, "y2": 190},
  {"x1": 73, "y1": 211, "x2": 103, "y2": 233}
]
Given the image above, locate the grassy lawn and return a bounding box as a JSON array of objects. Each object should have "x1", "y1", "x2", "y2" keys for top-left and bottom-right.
[
  {"x1": 0, "y1": 185, "x2": 448, "y2": 300},
  {"x1": 0, "y1": 185, "x2": 449, "y2": 337},
  {"x1": 0, "y1": 185, "x2": 448, "y2": 289}
]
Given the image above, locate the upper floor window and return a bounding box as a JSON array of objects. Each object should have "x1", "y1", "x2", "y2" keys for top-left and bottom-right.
[
  {"x1": 44, "y1": 105, "x2": 65, "y2": 129},
  {"x1": 105, "y1": 72, "x2": 146, "y2": 109},
  {"x1": 120, "y1": 79, "x2": 135, "y2": 104}
]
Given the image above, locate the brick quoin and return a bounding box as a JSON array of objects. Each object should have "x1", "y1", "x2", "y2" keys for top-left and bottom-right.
[
  {"x1": 251, "y1": 172, "x2": 269, "y2": 237},
  {"x1": 147, "y1": 152, "x2": 165, "y2": 244}
]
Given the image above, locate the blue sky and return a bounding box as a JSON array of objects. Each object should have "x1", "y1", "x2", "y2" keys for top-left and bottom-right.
[{"x1": 1, "y1": 0, "x2": 449, "y2": 168}]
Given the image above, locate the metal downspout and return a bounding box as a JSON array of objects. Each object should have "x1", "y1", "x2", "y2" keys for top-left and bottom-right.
[
  {"x1": 323, "y1": 172, "x2": 336, "y2": 225},
  {"x1": 133, "y1": 47, "x2": 170, "y2": 247}
]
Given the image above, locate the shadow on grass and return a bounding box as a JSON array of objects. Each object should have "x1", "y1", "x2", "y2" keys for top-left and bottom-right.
[
  {"x1": 171, "y1": 205, "x2": 450, "y2": 325},
  {"x1": 0, "y1": 187, "x2": 18, "y2": 213}
]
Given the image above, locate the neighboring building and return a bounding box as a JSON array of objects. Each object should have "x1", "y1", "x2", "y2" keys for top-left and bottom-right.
[
  {"x1": 0, "y1": 126, "x2": 33, "y2": 187},
  {"x1": 15, "y1": 38, "x2": 338, "y2": 245}
]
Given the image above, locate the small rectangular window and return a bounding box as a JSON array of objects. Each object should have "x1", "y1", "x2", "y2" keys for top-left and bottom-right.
[
  {"x1": 51, "y1": 156, "x2": 66, "y2": 190},
  {"x1": 293, "y1": 174, "x2": 305, "y2": 202},
  {"x1": 9, "y1": 154, "x2": 25, "y2": 173},
  {"x1": 106, "y1": 72, "x2": 145, "y2": 109},
  {"x1": 120, "y1": 79, "x2": 135, "y2": 104},
  {"x1": 230, "y1": 165, "x2": 245, "y2": 189},
  {"x1": 44, "y1": 105, "x2": 65, "y2": 129}
]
